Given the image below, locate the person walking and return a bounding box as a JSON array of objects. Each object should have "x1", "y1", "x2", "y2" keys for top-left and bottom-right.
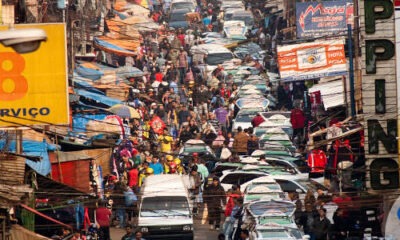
[
  {"x1": 233, "y1": 127, "x2": 249, "y2": 155},
  {"x1": 203, "y1": 176, "x2": 226, "y2": 230},
  {"x1": 312, "y1": 208, "x2": 331, "y2": 240},
  {"x1": 188, "y1": 165, "x2": 202, "y2": 215},
  {"x1": 95, "y1": 200, "x2": 112, "y2": 240}
]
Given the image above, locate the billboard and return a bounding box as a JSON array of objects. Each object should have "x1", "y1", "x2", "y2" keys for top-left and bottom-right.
[
  {"x1": 296, "y1": 1, "x2": 354, "y2": 38},
  {"x1": 277, "y1": 39, "x2": 347, "y2": 81},
  {"x1": 0, "y1": 23, "x2": 69, "y2": 127}
]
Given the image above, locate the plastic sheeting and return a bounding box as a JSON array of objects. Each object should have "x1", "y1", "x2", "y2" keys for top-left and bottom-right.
[
  {"x1": 74, "y1": 89, "x2": 122, "y2": 107},
  {"x1": 0, "y1": 139, "x2": 57, "y2": 176},
  {"x1": 72, "y1": 113, "x2": 108, "y2": 133},
  {"x1": 94, "y1": 37, "x2": 136, "y2": 56}
]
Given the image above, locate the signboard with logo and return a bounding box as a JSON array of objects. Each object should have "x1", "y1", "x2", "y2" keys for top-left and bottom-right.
[
  {"x1": 277, "y1": 39, "x2": 347, "y2": 81},
  {"x1": 296, "y1": 0, "x2": 353, "y2": 38},
  {"x1": 0, "y1": 23, "x2": 69, "y2": 127}
]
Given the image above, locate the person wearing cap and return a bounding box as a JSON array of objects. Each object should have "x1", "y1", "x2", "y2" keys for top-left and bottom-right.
[
  {"x1": 203, "y1": 176, "x2": 226, "y2": 230},
  {"x1": 164, "y1": 154, "x2": 174, "y2": 173}
]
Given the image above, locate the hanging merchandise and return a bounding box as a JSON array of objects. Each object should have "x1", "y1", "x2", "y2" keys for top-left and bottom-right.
[{"x1": 307, "y1": 149, "x2": 327, "y2": 174}]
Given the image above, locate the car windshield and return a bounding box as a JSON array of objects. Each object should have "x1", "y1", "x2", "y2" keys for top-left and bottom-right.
[
  {"x1": 206, "y1": 52, "x2": 233, "y2": 65},
  {"x1": 259, "y1": 230, "x2": 290, "y2": 238},
  {"x1": 184, "y1": 144, "x2": 207, "y2": 152},
  {"x1": 170, "y1": 13, "x2": 187, "y2": 21},
  {"x1": 173, "y1": 2, "x2": 193, "y2": 9},
  {"x1": 232, "y1": 15, "x2": 253, "y2": 26},
  {"x1": 236, "y1": 114, "x2": 255, "y2": 122},
  {"x1": 140, "y1": 196, "x2": 190, "y2": 217}
]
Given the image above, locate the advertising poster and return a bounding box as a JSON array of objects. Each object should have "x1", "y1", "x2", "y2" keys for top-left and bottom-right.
[
  {"x1": 277, "y1": 39, "x2": 347, "y2": 81},
  {"x1": 296, "y1": 0, "x2": 354, "y2": 38},
  {"x1": 0, "y1": 23, "x2": 69, "y2": 127}
]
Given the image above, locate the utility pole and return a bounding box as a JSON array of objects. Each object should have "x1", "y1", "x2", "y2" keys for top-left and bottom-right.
[{"x1": 348, "y1": 24, "x2": 356, "y2": 118}]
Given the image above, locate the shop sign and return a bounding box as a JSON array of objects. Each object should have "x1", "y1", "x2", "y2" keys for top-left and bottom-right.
[
  {"x1": 296, "y1": 0, "x2": 354, "y2": 38},
  {"x1": 361, "y1": 0, "x2": 399, "y2": 191},
  {"x1": 277, "y1": 39, "x2": 347, "y2": 81},
  {"x1": 0, "y1": 23, "x2": 69, "y2": 127}
]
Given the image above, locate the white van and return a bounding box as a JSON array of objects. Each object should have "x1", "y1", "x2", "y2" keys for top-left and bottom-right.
[
  {"x1": 137, "y1": 175, "x2": 193, "y2": 240},
  {"x1": 190, "y1": 43, "x2": 234, "y2": 82}
]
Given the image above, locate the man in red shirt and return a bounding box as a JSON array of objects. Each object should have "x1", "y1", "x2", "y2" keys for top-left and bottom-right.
[
  {"x1": 251, "y1": 113, "x2": 265, "y2": 128},
  {"x1": 95, "y1": 200, "x2": 112, "y2": 240}
]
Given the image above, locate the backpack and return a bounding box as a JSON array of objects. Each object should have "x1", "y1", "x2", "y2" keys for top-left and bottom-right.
[{"x1": 213, "y1": 96, "x2": 223, "y2": 108}]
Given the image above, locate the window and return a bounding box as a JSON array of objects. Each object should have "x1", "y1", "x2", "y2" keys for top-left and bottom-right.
[
  {"x1": 141, "y1": 196, "x2": 190, "y2": 217},
  {"x1": 275, "y1": 179, "x2": 303, "y2": 193},
  {"x1": 205, "y1": 53, "x2": 233, "y2": 65},
  {"x1": 221, "y1": 173, "x2": 241, "y2": 185}
]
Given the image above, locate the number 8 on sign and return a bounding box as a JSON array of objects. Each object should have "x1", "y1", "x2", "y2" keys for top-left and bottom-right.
[{"x1": 0, "y1": 52, "x2": 28, "y2": 101}]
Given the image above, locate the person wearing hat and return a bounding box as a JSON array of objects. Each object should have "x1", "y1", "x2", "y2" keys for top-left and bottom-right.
[
  {"x1": 203, "y1": 176, "x2": 226, "y2": 230},
  {"x1": 164, "y1": 154, "x2": 174, "y2": 173}
]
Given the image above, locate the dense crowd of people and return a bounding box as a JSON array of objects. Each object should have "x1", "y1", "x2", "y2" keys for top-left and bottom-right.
[{"x1": 59, "y1": 0, "x2": 373, "y2": 239}]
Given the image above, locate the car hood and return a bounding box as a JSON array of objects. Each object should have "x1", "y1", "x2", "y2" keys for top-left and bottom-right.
[{"x1": 169, "y1": 21, "x2": 189, "y2": 28}]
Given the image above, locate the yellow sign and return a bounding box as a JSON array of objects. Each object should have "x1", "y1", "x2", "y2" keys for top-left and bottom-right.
[{"x1": 0, "y1": 23, "x2": 69, "y2": 126}]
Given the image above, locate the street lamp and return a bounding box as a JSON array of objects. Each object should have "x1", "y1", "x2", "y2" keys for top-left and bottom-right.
[{"x1": 0, "y1": 28, "x2": 47, "y2": 53}]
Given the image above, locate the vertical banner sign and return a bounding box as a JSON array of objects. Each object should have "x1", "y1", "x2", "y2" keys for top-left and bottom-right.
[
  {"x1": 296, "y1": 0, "x2": 354, "y2": 38},
  {"x1": 360, "y1": 0, "x2": 399, "y2": 191},
  {"x1": 277, "y1": 39, "x2": 347, "y2": 82},
  {"x1": 0, "y1": 23, "x2": 69, "y2": 127}
]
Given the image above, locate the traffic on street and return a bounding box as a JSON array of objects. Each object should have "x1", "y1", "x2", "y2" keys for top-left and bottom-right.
[{"x1": 0, "y1": 0, "x2": 397, "y2": 240}]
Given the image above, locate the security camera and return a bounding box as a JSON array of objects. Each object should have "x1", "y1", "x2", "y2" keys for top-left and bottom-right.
[{"x1": 0, "y1": 28, "x2": 47, "y2": 53}]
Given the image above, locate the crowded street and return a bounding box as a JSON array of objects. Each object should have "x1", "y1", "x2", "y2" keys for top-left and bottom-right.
[{"x1": 1, "y1": 0, "x2": 400, "y2": 240}]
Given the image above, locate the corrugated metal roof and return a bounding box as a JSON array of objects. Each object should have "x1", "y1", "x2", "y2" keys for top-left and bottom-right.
[
  {"x1": 309, "y1": 79, "x2": 345, "y2": 110},
  {"x1": 56, "y1": 151, "x2": 93, "y2": 163}
]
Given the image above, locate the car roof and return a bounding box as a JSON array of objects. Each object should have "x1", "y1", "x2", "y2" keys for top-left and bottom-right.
[
  {"x1": 191, "y1": 43, "x2": 232, "y2": 54},
  {"x1": 142, "y1": 175, "x2": 189, "y2": 197},
  {"x1": 170, "y1": 8, "x2": 192, "y2": 14}
]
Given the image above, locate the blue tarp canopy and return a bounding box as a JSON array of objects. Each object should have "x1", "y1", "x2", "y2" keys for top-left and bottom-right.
[
  {"x1": 75, "y1": 65, "x2": 103, "y2": 80},
  {"x1": 74, "y1": 89, "x2": 122, "y2": 107},
  {"x1": 94, "y1": 37, "x2": 136, "y2": 56},
  {"x1": 72, "y1": 113, "x2": 109, "y2": 133},
  {"x1": 73, "y1": 75, "x2": 105, "y2": 95},
  {"x1": 0, "y1": 139, "x2": 58, "y2": 176}
]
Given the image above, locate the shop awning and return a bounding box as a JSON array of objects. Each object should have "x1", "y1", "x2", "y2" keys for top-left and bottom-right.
[
  {"x1": 74, "y1": 89, "x2": 122, "y2": 107},
  {"x1": 94, "y1": 37, "x2": 136, "y2": 56},
  {"x1": 35, "y1": 173, "x2": 93, "y2": 200},
  {"x1": 309, "y1": 78, "x2": 345, "y2": 110}
]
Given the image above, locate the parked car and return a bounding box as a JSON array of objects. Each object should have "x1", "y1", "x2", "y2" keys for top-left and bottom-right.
[
  {"x1": 178, "y1": 139, "x2": 217, "y2": 171},
  {"x1": 190, "y1": 43, "x2": 234, "y2": 82},
  {"x1": 232, "y1": 107, "x2": 264, "y2": 132},
  {"x1": 250, "y1": 226, "x2": 308, "y2": 240},
  {"x1": 168, "y1": 9, "x2": 191, "y2": 29},
  {"x1": 243, "y1": 176, "x2": 285, "y2": 204}
]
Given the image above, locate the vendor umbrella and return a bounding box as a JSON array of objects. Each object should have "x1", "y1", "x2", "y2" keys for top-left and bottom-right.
[{"x1": 108, "y1": 104, "x2": 140, "y2": 119}]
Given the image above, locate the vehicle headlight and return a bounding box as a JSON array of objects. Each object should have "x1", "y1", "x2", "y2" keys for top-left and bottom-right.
[
  {"x1": 183, "y1": 225, "x2": 193, "y2": 231},
  {"x1": 141, "y1": 227, "x2": 149, "y2": 233}
]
